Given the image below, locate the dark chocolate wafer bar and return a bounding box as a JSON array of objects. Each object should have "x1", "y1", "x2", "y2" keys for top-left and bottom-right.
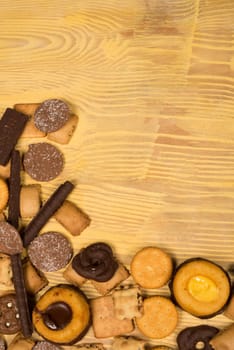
[
  {"x1": 0, "y1": 108, "x2": 28, "y2": 165},
  {"x1": 23, "y1": 181, "x2": 74, "y2": 247},
  {"x1": 8, "y1": 150, "x2": 21, "y2": 228},
  {"x1": 11, "y1": 254, "x2": 33, "y2": 337}
]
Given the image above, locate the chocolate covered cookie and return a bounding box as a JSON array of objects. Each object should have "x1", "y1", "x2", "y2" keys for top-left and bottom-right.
[
  {"x1": 23, "y1": 143, "x2": 64, "y2": 182},
  {"x1": 32, "y1": 284, "x2": 91, "y2": 345},
  {"x1": 72, "y1": 242, "x2": 118, "y2": 282},
  {"x1": 177, "y1": 325, "x2": 219, "y2": 350},
  {"x1": 34, "y1": 99, "x2": 70, "y2": 133},
  {"x1": 0, "y1": 294, "x2": 21, "y2": 334},
  {"x1": 28, "y1": 232, "x2": 72, "y2": 272}
]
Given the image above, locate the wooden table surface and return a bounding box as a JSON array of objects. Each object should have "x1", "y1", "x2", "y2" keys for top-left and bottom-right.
[{"x1": 1, "y1": 0, "x2": 234, "y2": 348}]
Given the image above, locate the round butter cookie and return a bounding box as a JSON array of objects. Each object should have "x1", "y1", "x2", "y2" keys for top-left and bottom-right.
[
  {"x1": 136, "y1": 296, "x2": 178, "y2": 339},
  {"x1": 130, "y1": 246, "x2": 173, "y2": 289}
]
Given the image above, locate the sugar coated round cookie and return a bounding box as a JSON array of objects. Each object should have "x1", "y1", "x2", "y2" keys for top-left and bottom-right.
[
  {"x1": 34, "y1": 99, "x2": 70, "y2": 133},
  {"x1": 28, "y1": 232, "x2": 72, "y2": 272},
  {"x1": 130, "y1": 246, "x2": 173, "y2": 289},
  {"x1": 136, "y1": 296, "x2": 178, "y2": 339},
  {"x1": 23, "y1": 143, "x2": 64, "y2": 182}
]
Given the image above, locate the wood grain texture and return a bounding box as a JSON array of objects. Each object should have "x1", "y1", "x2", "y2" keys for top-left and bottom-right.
[{"x1": 0, "y1": 0, "x2": 233, "y2": 348}]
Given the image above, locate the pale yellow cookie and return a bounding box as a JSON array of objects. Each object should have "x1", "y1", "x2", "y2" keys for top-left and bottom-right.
[
  {"x1": 224, "y1": 294, "x2": 234, "y2": 320},
  {"x1": 8, "y1": 333, "x2": 35, "y2": 350},
  {"x1": 151, "y1": 347, "x2": 173, "y2": 350},
  {"x1": 54, "y1": 200, "x2": 90, "y2": 236},
  {"x1": 209, "y1": 324, "x2": 234, "y2": 350},
  {"x1": 112, "y1": 336, "x2": 146, "y2": 350},
  {"x1": 0, "y1": 178, "x2": 9, "y2": 213},
  {"x1": 112, "y1": 286, "x2": 143, "y2": 320},
  {"x1": 0, "y1": 161, "x2": 11, "y2": 179},
  {"x1": 91, "y1": 295, "x2": 134, "y2": 338},
  {"x1": 23, "y1": 259, "x2": 48, "y2": 295},
  {"x1": 130, "y1": 247, "x2": 173, "y2": 289},
  {"x1": 48, "y1": 113, "x2": 78, "y2": 144},
  {"x1": 63, "y1": 262, "x2": 87, "y2": 286},
  {"x1": 0, "y1": 212, "x2": 5, "y2": 221},
  {"x1": 136, "y1": 296, "x2": 178, "y2": 339},
  {"x1": 20, "y1": 184, "x2": 41, "y2": 218},
  {"x1": 0, "y1": 253, "x2": 13, "y2": 289},
  {"x1": 14, "y1": 103, "x2": 46, "y2": 138},
  {"x1": 91, "y1": 264, "x2": 130, "y2": 295}
]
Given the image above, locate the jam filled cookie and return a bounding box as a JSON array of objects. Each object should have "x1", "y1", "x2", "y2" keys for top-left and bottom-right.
[
  {"x1": 130, "y1": 247, "x2": 173, "y2": 289},
  {"x1": 170, "y1": 258, "x2": 231, "y2": 318},
  {"x1": 32, "y1": 284, "x2": 91, "y2": 345},
  {"x1": 136, "y1": 296, "x2": 178, "y2": 339}
]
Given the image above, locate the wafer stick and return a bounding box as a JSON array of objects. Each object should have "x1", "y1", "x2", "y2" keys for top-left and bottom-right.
[
  {"x1": 10, "y1": 254, "x2": 33, "y2": 337},
  {"x1": 8, "y1": 149, "x2": 33, "y2": 337},
  {"x1": 0, "y1": 108, "x2": 28, "y2": 165},
  {"x1": 8, "y1": 150, "x2": 21, "y2": 228},
  {"x1": 23, "y1": 181, "x2": 74, "y2": 247}
]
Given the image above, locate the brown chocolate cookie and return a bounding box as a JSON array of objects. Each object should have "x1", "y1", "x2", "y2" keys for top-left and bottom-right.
[
  {"x1": 0, "y1": 294, "x2": 21, "y2": 334},
  {"x1": 34, "y1": 99, "x2": 70, "y2": 133},
  {"x1": 0, "y1": 222, "x2": 23, "y2": 255},
  {"x1": 28, "y1": 232, "x2": 72, "y2": 272},
  {"x1": 23, "y1": 143, "x2": 64, "y2": 182}
]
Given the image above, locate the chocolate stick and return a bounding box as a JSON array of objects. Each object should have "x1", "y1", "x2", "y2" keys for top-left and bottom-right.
[
  {"x1": 0, "y1": 108, "x2": 28, "y2": 165},
  {"x1": 8, "y1": 150, "x2": 33, "y2": 337},
  {"x1": 10, "y1": 254, "x2": 33, "y2": 337},
  {"x1": 8, "y1": 150, "x2": 21, "y2": 228},
  {"x1": 23, "y1": 181, "x2": 74, "y2": 247}
]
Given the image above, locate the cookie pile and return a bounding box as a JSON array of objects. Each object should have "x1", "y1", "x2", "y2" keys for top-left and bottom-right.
[
  {"x1": 0, "y1": 100, "x2": 90, "y2": 349},
  {"x1": 0, "y1": 101, "x2": 233, "y2": 350}
]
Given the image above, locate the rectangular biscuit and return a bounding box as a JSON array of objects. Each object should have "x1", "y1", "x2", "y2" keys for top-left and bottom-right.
[
  {"x1": 14, "y1": 103, "x2": 46, "y2": 138},
  {"x1": 90, "y1": 295, "x2": 134, "y2": 338},
  {"x1": 91, "y1": 264, "x2": 130, "y2": 295}
]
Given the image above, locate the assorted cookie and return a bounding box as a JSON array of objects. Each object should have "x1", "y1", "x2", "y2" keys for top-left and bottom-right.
[
  {"x1": 28, "y1": 231, "x2": 72, "y2": 272},
  {"x1": 0, "y1": 100, "x2": 232, "y2": 349},
  {"x1": 8, "y1": 333, "x2": 35, "y2": 350},
  {"x1": 130, "y1": 246, "x2": 173, "y2": 289},
  {"x1": 135, "y1": 296, "x2": 178, "y2": 339},
  {"x1": 177, "y1": 325, "x2": 219, "y2": 350},
  {"x1": 20, "y1": 185, "x2": 41, "y2": 218},
  {"x1": 90, "y1": 295, "x2": 134, "y2": 338},
  {"x1": 112, "y1": 286, "x2": 143, "y2": 320},
  {"x1": 54, "y1": 200, "x2": 91, "y2": 236},
  {"x1": 34, "y1": 99, "x2": 70, "y2": 133},
  {"x1": 209, "y1": 323, "x2": 234, "y2": 350},
  {"x1": 170, "y1": 257, "x2": 231, "y2": 318},
  {"x1": 23, "y1": 142, "x2": 64, "y2": 182},
  {"x1": 63, "y1": 242, "x2": 129, "y2": 295},
  {"x1": 0, "y1": 293, "x2": 21, "y2": 334},
  {"x1": 32, "y1": 284, "x2": 91, "y2": 345},
  {"x1": 112, "y1": 336, "x2": 146, "y2": 350}
]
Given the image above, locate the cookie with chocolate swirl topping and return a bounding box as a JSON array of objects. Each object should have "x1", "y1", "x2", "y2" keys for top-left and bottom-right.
[{"x1": 72, "y1": 242, "x2": 118, "y2": 282}]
